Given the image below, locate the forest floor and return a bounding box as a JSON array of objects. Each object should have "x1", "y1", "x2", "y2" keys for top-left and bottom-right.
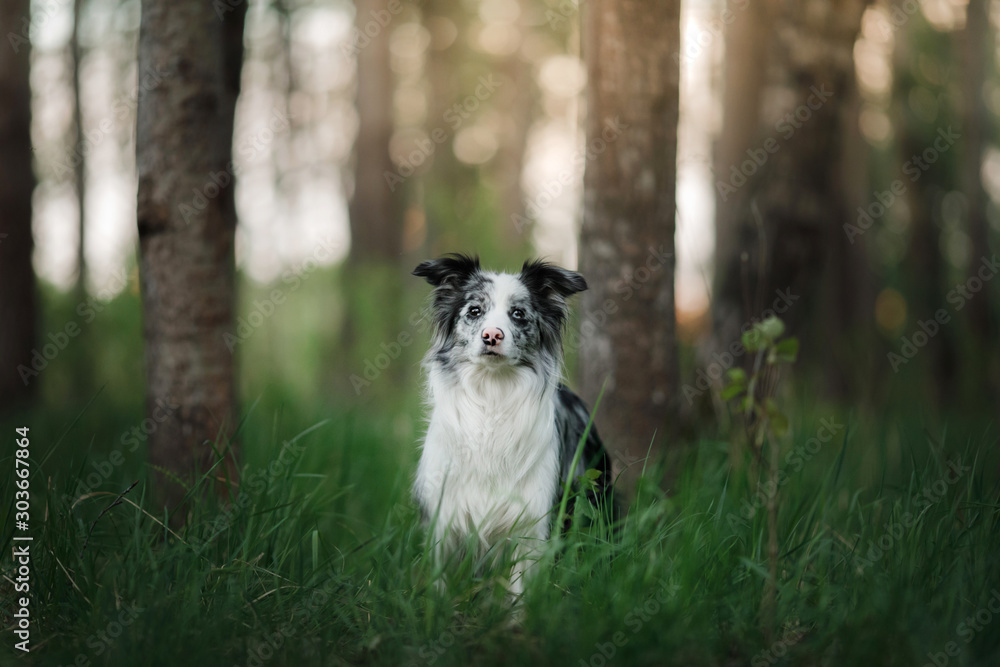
[{"x1": 2, "y1": 394, "x2": 999, "y2": 667}]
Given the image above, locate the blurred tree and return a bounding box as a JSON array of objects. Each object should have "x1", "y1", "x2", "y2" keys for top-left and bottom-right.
[
  {"x1": 491, "y1": 0, "x2": 535, "y2": 252},
  {"x1": 0, "y1": 0, "x2": 37, "y2": 412},
  {"x1": 893, "y1": 9, "x2": 958, "y2": 405},
  {"x1": 135, "y1": 0, "x2": 246, "y2": 513},
  {"x1": 578, "y1": 0, "x2": 681, "y2": 489},
  {"x1": 711, "y1": 0, "x2": 873, "y2": 398},
  {"x1": 340, "y1": 0, "x2": 407, "y2": 401},
  {"x1": 423, "y1": 0, "x2": 485, "y2": 253},
  {"x1": 72, "y1": 0, "x2": 87, "y2": 296},
  {"x1": 713, "y1": 0, "x2": 769, "y2": 307},
  {"x1": 421, "y1": 0, "x2": 520, "y2": 261},
  {"x1": 960, "y1": 0, "x2": 999, "y2": 408},
  {"x1": 349, "y1": 0, "x2": 403, "y2": 263}
]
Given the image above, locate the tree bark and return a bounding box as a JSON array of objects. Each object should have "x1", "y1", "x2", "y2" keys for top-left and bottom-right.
[
  {"x1": 894, "y1": 8, "x2": 956, "y2": 405},
  {"x1": 136, "y1": 0, "x2": 246, "y2": 513},
  {"x1": 712, "y1": 0, "x2": 770, "y2": 346},
  {"x1": 578, "y1": 0, "x2": 682, "y2": 491},
  {"x1": 711, "y1": 0, "x2": 872, "y2": 398},
  {"x1": 349, "y1": 0, "x2": 402, "y2": 263},
  {"x1": 0, "y1": 0, "x2": 38, "y2": 413},
  {"x1": 961, "y1": 0, "x2": 998, "y2": 408},
  {"x1": 72, "y1": 0, "x2": 87, "y2": 294}
]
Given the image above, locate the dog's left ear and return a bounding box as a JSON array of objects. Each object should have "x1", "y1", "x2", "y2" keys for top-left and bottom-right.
[
  {"x1": 520, "y1": 260, "x2": 587, "y2": 298},
  {"x1": 413, "y1": 253, "x2": 481, "y2": 287}
]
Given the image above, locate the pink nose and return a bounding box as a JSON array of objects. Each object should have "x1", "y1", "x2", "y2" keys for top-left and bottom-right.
[{"x1": 482, "y1": 327, "x2": 504, "y2": 346}]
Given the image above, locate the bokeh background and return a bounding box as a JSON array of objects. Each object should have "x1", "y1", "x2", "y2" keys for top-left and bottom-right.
[{"x1": 2, "y1": 0, "x2": 1000, "y2": 665}]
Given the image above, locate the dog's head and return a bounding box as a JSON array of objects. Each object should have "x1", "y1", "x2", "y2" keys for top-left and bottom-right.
[{"x1": 413, "y1": 254, "x2": 587, "y2": 369}]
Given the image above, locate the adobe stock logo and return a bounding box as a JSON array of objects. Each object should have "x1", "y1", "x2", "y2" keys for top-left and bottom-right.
[
  {"x1": 716, "y1": 85, "x2": 834, "y2": 202},
  {"x1": 888, "y1": 255, "x2": 1000, "y2": 372},
  {"x1": 923, "y1": 589, "x2": 1000, "y2": 667},
  {"x1": 844, "y1": 126, "x2": 959, "y2": 244}
]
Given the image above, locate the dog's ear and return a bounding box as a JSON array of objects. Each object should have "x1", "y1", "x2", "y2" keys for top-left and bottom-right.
[
  {"x1": 520, "y1": 260, "x2": 587, "y2": 298},
  {"x1": 413, "y1": 254, "x2": 481, "y2": 287}
]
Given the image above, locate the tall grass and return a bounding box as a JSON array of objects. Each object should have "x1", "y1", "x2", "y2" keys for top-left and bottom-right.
[{"x1": 2, "y1": 396, "x2": 999, "y2": 666}]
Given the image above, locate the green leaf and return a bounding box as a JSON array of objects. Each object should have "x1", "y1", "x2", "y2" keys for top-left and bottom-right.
[
  {"x1": 584, "y1": 468, "x2": 602, "y2": 481},
  {"x1": 757, "y1": 316, "x2": 785, "y2": 341},
  {"x1": 764, "y1": 398, "x2": 790, "y2": 437},
  {"x1": 770, "y1": 411, "x2": 790, "y2": 438},
  {"x1": 742, "y1": 329, "x2": 763, "y2": 352},
  {"x1": 721, "y1": 384, "x2": 745, "y2": 400},
  {"x1": 726, "y1": 368, "x2": 747, "y2": 384},
  {"x1": 773, "y1": 337, "x2": 799, "y2": 363}
]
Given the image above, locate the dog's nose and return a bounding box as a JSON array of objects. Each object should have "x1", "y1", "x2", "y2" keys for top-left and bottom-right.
[{"x1": 482, "y1": 327, "x2": 504, "y2": 346}]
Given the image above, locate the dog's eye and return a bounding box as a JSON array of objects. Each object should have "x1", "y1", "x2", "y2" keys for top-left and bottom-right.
[
  {"x1": 468, "y1": 306, "x2": 482, "y2": 318},
  {"x1": 511, "y1": 308, "x2": 525, "y2": 321}
]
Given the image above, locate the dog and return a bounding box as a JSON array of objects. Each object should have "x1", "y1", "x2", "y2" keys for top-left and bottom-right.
[{"x1": 412, "y1": 253, "x2": 613, "y2": 598}]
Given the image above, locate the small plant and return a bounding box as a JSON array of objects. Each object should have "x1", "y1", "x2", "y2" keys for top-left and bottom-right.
[{"x1": 721, "y1": 316, "x2": 798, "y2": 640}]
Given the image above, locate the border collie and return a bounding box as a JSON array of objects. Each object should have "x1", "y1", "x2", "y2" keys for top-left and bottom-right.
[{"x1": 412, "y1": 254, "x2": 612, "y2": 598}]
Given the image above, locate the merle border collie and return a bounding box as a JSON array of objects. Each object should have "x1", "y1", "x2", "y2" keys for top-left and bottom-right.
[{"x1": 412, "y1": 254, "x2": 612, "y2": 598}]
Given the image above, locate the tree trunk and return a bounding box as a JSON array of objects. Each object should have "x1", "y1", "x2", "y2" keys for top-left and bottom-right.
[
  {"x1": 711, "y1": 0, "x2": 871, "y2": 398},
  {"x1": 961, "y1": 0, "x2": 998, "y2": 409},
  {"x1": 349, "y1": 0, "x2": 402, "y2": 263},
  {"x1": 0, "y1": 0, "x2": 38, "y2": 413},
  {"x1": 72, "y1": 0, "x2": 87, "y2": 294},
  {"x1": 136, "y1": 0, "x2": 246, "y2": 514},
  {"x1": 894, "y1": 8, "x2": 956, "y2": 405},
  {"x1": 712, "y1": 0, "x2": 770, "y2": 349},
  {"x1": 339, "y1": 0, "x2": 406, "y2": 400},
  {"x1": 578, "y1": 0, "x2": 682, "y2": 491}
]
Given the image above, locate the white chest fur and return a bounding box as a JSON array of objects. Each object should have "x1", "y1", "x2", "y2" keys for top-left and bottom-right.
[{"x1": 415, "y1": 365, "x2": 560, "y2": 548}]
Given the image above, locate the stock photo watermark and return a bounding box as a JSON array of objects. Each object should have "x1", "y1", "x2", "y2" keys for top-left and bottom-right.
[
  {"x1": 15, "y1": 268, "x2": 130, "y2": 386},
  {"x1": 188, "y1": 437, "x2": 309, "y2": 551},
  {"x1": 62, "y1": 397, "x2": 179, "y2": 507},
  {"x1": 562, "y1": 244, "x2": 673, "y2": 354},
  {"x1": 222, "y1": 237, "x2": 340, "y2": 352},
  {"x1": 751, "y1": 622, "x2": 807, "y2": 667},
  {"x1": 179, "y1": 107, "x2": 292, "y2": 224},
  {"x1": 578, "y1": 577, "x2": 678, "y2": 666},
  {"x1": 887, "y1": 255, "x2": 999, "y2": 372},
  {"x1": 844, "y1": 126, "x2": 959, "y2": 244},
  {"x1": 237, "y1": 576, "x2": 341, "y2": 667},
  {"x1": 673, "y1": 0, "x2": 750, "y2": 65},
  {"x1": 922, "y1": 589, "x2": 1000, "y2": 667},
  {"x1": 682, "y1": 287, "x2": 799, "y2": 405},
  {"x1": 340, "y1": 0, "x2": 409, "y2": 57},
  {"x1": 348, "y1": 311, "x2": 430, "y2": 395},
  {"x1": 716, "y1": 84, "x2": 834, "y2": 202},
  {"x1": 384, "y1": 75, "x2": 503, "y2": 192},
  {"x1": 511, "y1": 116, "x2": 629, "y2": 234},
  {"x1": 726, "y1": 417, "x2": 844, "y2": 531},
  {"x1": 854, "y1": 459, "x2": 969, "y2": 573}
]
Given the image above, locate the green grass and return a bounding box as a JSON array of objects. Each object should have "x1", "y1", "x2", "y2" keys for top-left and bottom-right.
[
  {"x1": 4, "y1": 276, "x2": 999, "y2": 665},
  {"x1": 2, "y1": 396, "x2": 999, "y2": 666}
]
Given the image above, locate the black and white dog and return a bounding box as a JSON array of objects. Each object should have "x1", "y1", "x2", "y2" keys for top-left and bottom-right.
[{"x1": 412, "y1": 254, "x2": 612, "y2": 597}]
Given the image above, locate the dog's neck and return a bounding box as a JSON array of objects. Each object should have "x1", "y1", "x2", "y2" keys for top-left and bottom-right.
[{"x1": 426, "y1": 357, "x2": 559, "y2": 467}]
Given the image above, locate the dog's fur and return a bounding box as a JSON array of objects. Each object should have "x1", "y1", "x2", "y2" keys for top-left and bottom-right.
[{"x1": 412, "y1": 254, "x2": 612, "y2": 597}]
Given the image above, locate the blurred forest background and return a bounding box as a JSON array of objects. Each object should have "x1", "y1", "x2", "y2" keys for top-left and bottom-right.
[
  {"x1": 1, "y1": 0, "x2": 997, "y2": 482},
  {"x1": 2, "y1": 0, "x2": 1000, "y2": 664}
]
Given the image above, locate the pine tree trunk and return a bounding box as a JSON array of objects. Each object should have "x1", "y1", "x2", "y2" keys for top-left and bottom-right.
[
  {"x1": 135, "y1": 0, "x2": 246, "y2": 513},
  {"x1": 712, "y1": 0, "x2": 770, "y2": 350},
  {"x1": 0, "y1": 0, "x2": 37, "y2": 413},
  {"x1": 349, "y1": 0, "x2": 402, "y2": 263},
  {"x1": 961, "y1": 0, "x2": 998, "y2": 409},
  {"x1": 894, "y1": 9, "x2": 956, "y2": 405},
  {"x1": 578, "y1": 0, "x2": 682, "y2": 490},
  {"x1": 711, "y1": 0, "x2": 871, "y2": 398},
  {"x1": 72, "y1": 0, "x2": 87, "y2": 294}
]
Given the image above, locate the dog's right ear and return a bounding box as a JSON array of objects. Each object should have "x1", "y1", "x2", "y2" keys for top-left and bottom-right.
[{"x1": 413, "y1": 253, "x2": 481, "y2": 287}]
